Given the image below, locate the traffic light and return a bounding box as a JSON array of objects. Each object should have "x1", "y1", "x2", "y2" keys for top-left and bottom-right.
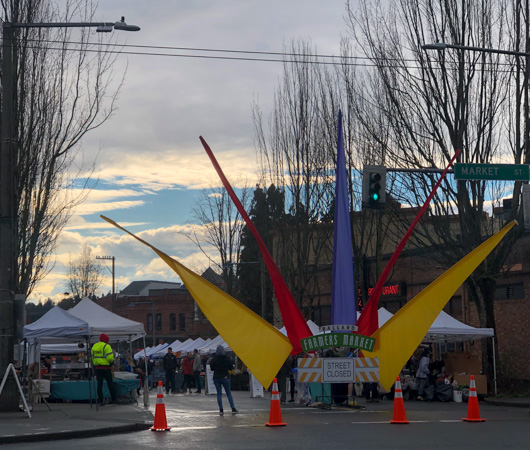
[{"x1": 362, "y1": 165, "x2": 386, "y2": 209}]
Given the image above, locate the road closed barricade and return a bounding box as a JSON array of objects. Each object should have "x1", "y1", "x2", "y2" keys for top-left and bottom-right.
[
  {"x1": 354, "y1": 357, "x2": 379, "y2": 383},
  {"x1": 297, "y1": 358, "x2": 323, "y2": 383}
]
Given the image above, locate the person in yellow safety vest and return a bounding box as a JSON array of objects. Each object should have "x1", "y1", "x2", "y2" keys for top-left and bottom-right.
[{"x1": 91, "y1": 333, "x2": 117, "y2": 406}]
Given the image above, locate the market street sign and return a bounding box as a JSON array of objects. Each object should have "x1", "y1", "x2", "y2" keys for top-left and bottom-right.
[
  {"x1": 454, "y1": 163, "x2": 529, "y2": 181},
  {"x1": 300, "y1": 333, "x2": 376, "y2": 353}
]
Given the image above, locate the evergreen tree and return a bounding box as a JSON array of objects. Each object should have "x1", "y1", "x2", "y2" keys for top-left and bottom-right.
[{"x1": 237, "y1": 185, "x2": 285, "y2": 322}]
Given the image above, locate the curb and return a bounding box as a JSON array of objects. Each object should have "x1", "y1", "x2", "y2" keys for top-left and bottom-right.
[{"x1": 0, "y1": 422, "x2": 152, "y2": 445}]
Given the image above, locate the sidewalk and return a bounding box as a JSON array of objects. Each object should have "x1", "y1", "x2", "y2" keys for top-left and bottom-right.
[{"x1": 0, "y1": 400, "x2": 154, "y2": 445}]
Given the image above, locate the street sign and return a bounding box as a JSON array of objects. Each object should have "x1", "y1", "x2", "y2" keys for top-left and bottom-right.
[
  {"x1": 322, "y1": 358, "x2": 354, "y2": 383},
  {"x1": 454, "y1": 163, "x2": 529, "y2": 181}
]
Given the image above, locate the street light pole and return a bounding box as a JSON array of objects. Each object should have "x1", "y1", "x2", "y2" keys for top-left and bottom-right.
[
  {"x1": 422, "y1": 42, "x2": 530, "y2": 160},
  {"x1": 0, "y1": 16, "x2": 139, "y2": 412},
  {"x1": 97, "y1": 256, "x2": 116, "y2": 312}
]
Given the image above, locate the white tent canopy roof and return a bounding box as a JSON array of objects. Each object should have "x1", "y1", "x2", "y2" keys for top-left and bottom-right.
[
  {"x1": 198, "y1": 335, "x2": 231, "y2": 355},
  {"x1": 23, "y1": 306, "x2": 89, "y2": 343},
  {"x1": 299, "y1": 307, "x2": 492, "y2": 343},
  {"x1": 423, "y1": 310, "x2": 494, "y2": 342},
  {"x1": 279, "y1": 319, "x2": 321, "y2": 337},
  {"x1": 68, "y1": 297, "x2": 145, "y2": 343}
]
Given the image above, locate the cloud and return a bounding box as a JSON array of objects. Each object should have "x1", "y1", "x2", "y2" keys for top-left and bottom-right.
[
  {"x1": 30, "y1": 221, "x2": 222, "y2": 303},
  {"x1": 93, "y1": 147, "x2": 260, "y2": 191}
]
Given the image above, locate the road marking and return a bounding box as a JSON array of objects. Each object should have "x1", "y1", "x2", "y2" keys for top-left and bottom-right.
[{"x1": 351, "y1": 421, "x2": 429, "y2": 424}]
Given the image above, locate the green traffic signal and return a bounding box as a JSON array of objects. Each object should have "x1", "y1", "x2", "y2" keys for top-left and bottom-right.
[
  {"x1": 362, "y1": 164, "x2": 386, "y2": 210},
  {"x1": 369, "y1": 172, "x2": 382, "y2": 203}
]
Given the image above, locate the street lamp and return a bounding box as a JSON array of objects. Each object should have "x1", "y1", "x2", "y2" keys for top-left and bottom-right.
[
  {"x1": 422, "y1": 42, "x2": 530, "y2": 159},
  {"x1": 97, "y1": 256, "x2": 116, "y2": 312},
  {"x1": 0, "y1": 16, "x2": 139, "y2": 411}
]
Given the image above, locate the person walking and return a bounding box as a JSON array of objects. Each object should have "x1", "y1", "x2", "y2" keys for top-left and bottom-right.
[
  {"x1": 193, "y1": 349, "x2": 202, "y2": 393},
  {"x1": 209, "y1": 345, "x2": 238, "y2": 415},
  {"x1": 277, "y1": 355, "x2": 292, "y2": 404},
  {"x1": 181, "y1": 352, "x2": 194, "y2": 393},
  {"x1": 163, "y1": 347, "x2": 179, "y2": 394},
  {"x1": 416, "y1": 349, "x2": 431, "y2": 401},
  {"x1": 91, "y1": 333, "x2": 117, "y2": 406}
]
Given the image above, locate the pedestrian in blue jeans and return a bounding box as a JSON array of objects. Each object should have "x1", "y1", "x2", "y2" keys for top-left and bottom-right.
[{"x1": 209, "y1": 345, "x2": 238, "y2": 416}]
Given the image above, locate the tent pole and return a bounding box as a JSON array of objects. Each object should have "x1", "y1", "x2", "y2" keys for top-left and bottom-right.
[
  {"x1": 88, "y1": 338, "x2": 98, "y2": 411},
  {"x1": 86, "y1": 337, "x2": 94, "y2": 408},
  {"x1": 492, "y1": 336, "x2": 497, "y2": 396},
  {"x1": 142, "y1": 335, "x2": 149, "y2": 407}
]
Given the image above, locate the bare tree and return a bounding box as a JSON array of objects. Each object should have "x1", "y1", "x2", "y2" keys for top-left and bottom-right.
[
  {"x1": 345, "y1": 0, "x2": 521, "y2": 383},
  {"x1": 1, "y1": 0, "x2": 124, "y2": 298},
  {"x1": 66, "y1": 243, "x2": 103, "y2": 299},
  {"x1": 184, "y1": 181, "x2": 251, "y2": 296},
  {"x1": 252, "y1": 41, "x2": 340, "y2": 319}
]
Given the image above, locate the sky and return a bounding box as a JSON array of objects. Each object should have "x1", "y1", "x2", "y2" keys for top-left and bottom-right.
[{"x1": 31, "y1": 0, "x2": 349, "y2": 303}]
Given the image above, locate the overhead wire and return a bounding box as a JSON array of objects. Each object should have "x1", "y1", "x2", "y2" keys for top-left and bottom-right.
[{"x1": 16, "y1": 38, "x2": 519, "y2": 71}]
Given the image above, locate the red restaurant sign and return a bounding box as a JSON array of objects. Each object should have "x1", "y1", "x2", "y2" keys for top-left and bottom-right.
[{"x1": 366, "y1": 283, "x2": 402, "y2": 297}]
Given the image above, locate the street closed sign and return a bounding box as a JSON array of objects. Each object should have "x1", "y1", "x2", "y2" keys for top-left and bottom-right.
[
  {"x1": 454, "y1": 163, "x2": 529, "y2": 181},
  {"x1": 322, "y1": 358, "x2": 354, "y2": 383}
]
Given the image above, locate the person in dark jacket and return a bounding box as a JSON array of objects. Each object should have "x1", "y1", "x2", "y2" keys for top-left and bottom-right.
[
  {"x1": 163, "y1": 347, "x2": 179, "y2": 394},
  {"x1": 209, "y1": 345, "x2": 238, "y2": 415}
]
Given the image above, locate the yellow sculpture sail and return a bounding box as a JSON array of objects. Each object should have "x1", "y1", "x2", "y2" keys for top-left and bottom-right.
[
  {"x1": 101, "y1": 215, "x2": 293, "y2": 388},
  {"x1": 365, "y1": 221, "x2": 516, "y2": 390}
]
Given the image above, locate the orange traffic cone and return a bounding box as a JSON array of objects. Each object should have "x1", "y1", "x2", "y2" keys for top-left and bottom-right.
[
  {"x1": 150, "y1": 381, "x2": 171, "y2": 431},
  {"x1": 390, "y1": 377, "x2": 409, "y2": 424},
  {"x1": 462, "y1": 375, "x2": 486, "y2": 422},
  {"x1": 265, "y1": 378, "x2": 287, "y2": 427}
]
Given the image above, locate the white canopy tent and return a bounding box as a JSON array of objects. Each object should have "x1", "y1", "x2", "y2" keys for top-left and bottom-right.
[
  {"x1": 23, "y1": 306, "x2": 89, "y2": 343},
  {"x1": 68, "y1": 297, "x2": 145, "y2": 343},
  {"x1": 278, "y1": 319, "x2": 321, "y2": 337},
  {"x1": 144, "y1": 343, "x2": 169, "y2": 359},
  {"x1": 134, "y1": 347, "x2": 151, "y2": 361},
  {"x1": 423, "y1": 310, "x2": 494, "y2": 342},
  {"x1": 198, "y1": 335, "x2": 231, "y2": 355},
  {"x1": 21, "y1": 306, "x2": 91, "y2": 368},
  {"x1": 360, "y1": 307, "x2": 497, "y2": 394},
  {"x1": 179, "y1": 337, "x2": 208, "y2": 355}
]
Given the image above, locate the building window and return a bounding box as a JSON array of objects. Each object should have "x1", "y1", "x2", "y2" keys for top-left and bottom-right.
[
  {"x1": 170, "y1": 313, "x2": 176, "y2": 331},
  {"x1": 179, "y1": 313, "x2": 186, "y2": 331},
  {"x1": 156, "y1": 313, "x2": 162, "y2": 331},
  {"x1": 494, "y1": 283, "x2": 525, "y2": 300},
  {"x1": 147, "y1": 313, "x2": 153, "y2": 331}
]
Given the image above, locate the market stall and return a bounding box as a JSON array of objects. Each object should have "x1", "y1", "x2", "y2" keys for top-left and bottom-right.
[{"x1": 23, "y1": 299, "x2": 146, "y2": 405}]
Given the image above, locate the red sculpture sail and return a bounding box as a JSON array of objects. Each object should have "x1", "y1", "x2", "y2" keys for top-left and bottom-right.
[{"x1": 200, "y1": 136, "x2": 312, "y2": 354}]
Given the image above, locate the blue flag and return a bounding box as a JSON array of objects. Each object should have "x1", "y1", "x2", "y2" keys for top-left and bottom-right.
[{"x1": 331, "y1": 110, "x2": 357, "y2": 325}]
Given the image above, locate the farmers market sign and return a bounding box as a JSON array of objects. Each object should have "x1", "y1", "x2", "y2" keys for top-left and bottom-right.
[{"x1": 300, "y1": 333, "x2": 376, "y2": 352}]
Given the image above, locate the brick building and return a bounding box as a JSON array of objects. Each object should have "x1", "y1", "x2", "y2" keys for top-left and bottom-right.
[
  {"x1": 273, "y1": 208, "x2": 530, "y2": 385},
  {"x1": 97, "y1": 270, "x2": 221, "y2": 346}
]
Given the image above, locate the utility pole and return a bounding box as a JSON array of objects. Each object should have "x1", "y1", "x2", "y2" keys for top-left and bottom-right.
[
  {"x1": 97, "y1": 256, "x2": 115, "y2": 312},
  {"x1": 0, "y1": 17, "x2": 139, "y2": 411}
]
